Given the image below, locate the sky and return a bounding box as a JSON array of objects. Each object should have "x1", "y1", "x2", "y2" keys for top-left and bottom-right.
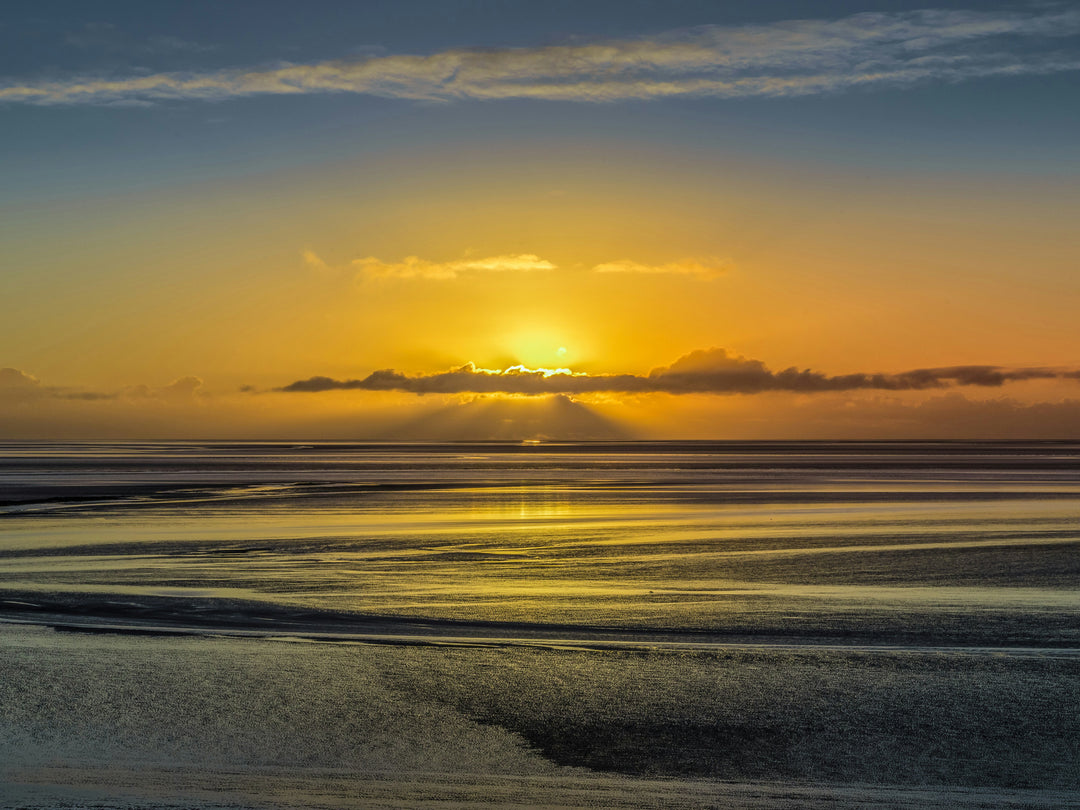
[{"x1": 2, "y1": 0, "x2": 1079, "y2": 440}]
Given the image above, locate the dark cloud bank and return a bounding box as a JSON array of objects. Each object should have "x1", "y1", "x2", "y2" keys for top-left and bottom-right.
[{"x1": 280, "y1": 348, "x2": 1077, "y2": 397}]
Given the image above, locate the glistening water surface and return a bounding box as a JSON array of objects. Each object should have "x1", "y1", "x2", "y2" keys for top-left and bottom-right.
[{"x1": 1, "y1": 442, "x2": 1078, "y2": 808}]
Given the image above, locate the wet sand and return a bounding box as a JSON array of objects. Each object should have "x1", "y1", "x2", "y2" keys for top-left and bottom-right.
[
  {"x1": 1, "y1": 442, "x2": 1079, "y2": 807},
  {"x1": 2, "y1": 622, "x2": 1078, "y2": 809}
]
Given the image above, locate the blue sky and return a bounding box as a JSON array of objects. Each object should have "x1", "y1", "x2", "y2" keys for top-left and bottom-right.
[{"x1": 4, "y1": 0, "x2": 1078, "y2": 199}]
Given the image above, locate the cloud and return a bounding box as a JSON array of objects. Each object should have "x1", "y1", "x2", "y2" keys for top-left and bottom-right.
[
  {"x1": 58, "y1": 391, "x2": 117, "y2": 401},
  {"x1": 0, "y1": 367, "x2": 44, "y2": 404},
  {"x1": 0, "y1": 367, "x2": 116, "y2": 402},
  {"x1": 352, "y1": 253, "x2": 555, "y2": 280},
  {"x1": 0, "y1": 368, "x2": 40, "y2": 388},
  {"x1": 121, "y1": 376, "x2": 205, "y2": 401},
  {"x1": 593, "y1": 257, "x2": 731, "y2": 279},
  {"x1": 5, "y1": 366, "x2": 1080, "y2": 441},
  {"x1": 4, "y1": 8, "x2": 1078, "y2": 106},
  {"x1": 0, "y1": 368, "x2": 207, "y2": 404},
  {"x1": 301, "y1": 249, "x2": 332, "y2": 274},
  {"x1": 279, "y1": 348, "x2": 1079, "y2": 397},
  {"x1": 159, "y1": 376, "x2": 204, "y2": 399},
  {"x1": 319, "y1": 250, "x2": 726, "y2": 280}
]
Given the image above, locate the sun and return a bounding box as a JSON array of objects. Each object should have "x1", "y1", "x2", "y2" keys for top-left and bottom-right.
[{"x1": 505, "y1": 329, "x2": 572, "y2": 367}]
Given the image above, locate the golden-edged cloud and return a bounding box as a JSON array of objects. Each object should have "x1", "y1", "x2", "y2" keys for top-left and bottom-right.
[
  {"x1": 279, "y1": 348, "x2": 1078, "y2": 396},
  {"x1": 593, "y1": 258, "x2": 730, "y2": 278},
  {"x1": 310, "y1": 250, "x2": 732, "y2": 281},
  {"x1": 4, "y1": 8, "x2": 1079, "y2": 105},
  {"x1": 7, "y1": 365, "x2": 1080, "y2": 440},
  {"x1": 353, "y1": 253, "x2": 556, "y2": 280}
]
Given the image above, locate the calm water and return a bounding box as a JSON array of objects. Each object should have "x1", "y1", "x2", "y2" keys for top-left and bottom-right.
[{"x1": 1, "y1": 442, "x2": 1079, "y2": 808}]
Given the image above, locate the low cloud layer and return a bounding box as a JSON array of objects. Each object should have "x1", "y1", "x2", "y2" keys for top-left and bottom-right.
[
  {"x1": 5, "y1": 363, "x2": 1080, "y2": 440},
  {"x1": 280, "y1": 348, "x2": 1077, "y2": 396},
  {"x1": 4, "y1": 8, "x2": 1078, "y2": 105},
  {"x1": 0, "y1": 367, "x2": 204, "y2": 403}
]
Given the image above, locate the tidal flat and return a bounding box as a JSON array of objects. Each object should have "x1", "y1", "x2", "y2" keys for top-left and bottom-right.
[{"x1": 1, "y1": 441, "x2": 1078, "y2": 808}]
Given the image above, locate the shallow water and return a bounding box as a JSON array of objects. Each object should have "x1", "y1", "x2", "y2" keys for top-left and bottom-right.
[{"x1": 1, "y1": 442, "x2": 1079, "y2": 807}]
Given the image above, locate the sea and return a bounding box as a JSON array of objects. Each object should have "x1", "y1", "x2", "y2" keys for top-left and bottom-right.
[{"x1": 0, "y1": 441, "x2": 1078, "y2": 809}]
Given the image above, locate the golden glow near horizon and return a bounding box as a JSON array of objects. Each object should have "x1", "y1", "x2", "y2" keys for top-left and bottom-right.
[{"x1": 3, "y1": 149, "x2": 1079, "y2": 441}]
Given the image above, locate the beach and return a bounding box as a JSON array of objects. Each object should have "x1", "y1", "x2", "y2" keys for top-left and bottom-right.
[{"x1": 1, "y1": 442, "x2": 1078, "y2": 808}]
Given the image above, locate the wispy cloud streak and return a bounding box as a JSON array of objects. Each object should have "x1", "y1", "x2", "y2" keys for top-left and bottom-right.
[
  {"x1": 279, "y1": 348, "x2": 1077, "y2": 396},
  {"x1": 593, "y1": 258, "x2": 731, "y2": 278},
  {"x1": 354, "y1": 253, "x2": 555, "y2": 279},
  {"x1": 3, "y1": 8, "x2": 1078, "y2": 105}
]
